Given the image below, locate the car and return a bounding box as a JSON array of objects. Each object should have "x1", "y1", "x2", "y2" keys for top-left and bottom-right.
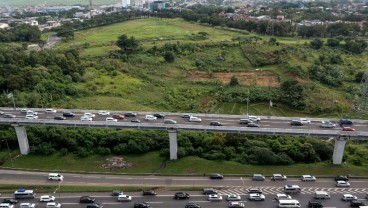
[
  {"x1": 342, "y1": 194, "x2": 357, "y2": 201},
  {"x1": 247, "y1": 122, "x2": 259, "y2": 127},
  {"x1": 209, "y1": 173, "x2": 223, "y2": 179},
  {"x1": 86, "y1": 203, "x2": 103, "y2": 208},
  {"x1": 252, "y1": 174, "x2": 265, "y2": 181},
  {"x1": 124, "y1": 112, "x2": 137, "y2": 117},
  {"x1": 133, "y1": 202, "x2": 150, "y2": 208},
  {"x1": 339, "y1": 119, "x2": 353, "y2": 125},
  {"x1": 145, "y1": 115, "x2": 157, "y2": 121},
  {"x1": 142, "y1": 190, "x2": 156, "y2": 195},
  {"x1": 301, "y1": 175, "x2": 316, "y2": 181},
  {"x1": 189, "y1": 116, "x2": 201, "y2": 122},
  {"x1": 40, "y1": 195, "x2": 55, "y2": 202},
  {"x1": 83, "y1": 113, "x2": 96, "y2": 118},
  {"x1": 342, "y1": 127, "x2": 355, "y2": 131},
  {"x1": 80, "y1": 116, "x2": 92, "y2": 121},
  {"x1": 275, "y1": 194, "x2": 292, "y2": 201},
  {"x1": 290, "y1": 120, "x2": 303, "y2": 126},
  {"x1": 54, "y1": 116, "x2": 66, "y2": 120},
  {"x1": 62, "y1": 112, "x2": 75, "y2": 117},
  {"x1": 239, "y1": 118, "x2": 252, "y2": 124},
  {"x1": 300, "y1": 118, "x2": 311, "y2": 124},
  {"x1": 20, "y1": 109, "x2": 28, "y2": 114},
  {"x1": 336, "y1": 180, "x2": 350, "y2": 187},
  {"x1": 45, "y1": 109, "x2": 57, "y2": 113},
  {"x1": 248, "y1": 116, "x2": 261, "y2": 122},
  {"x1": 185, "y1": 202, "x2": 201, "y2": 208},
  {"x1": 111, "y1": 190, "x2": 123, "y2": 196},
  {"x1": 19, "y1": 203, "x2": 36, "y2": 208},
  {"x1": 271, "y1": 174, "x2": 287, "y2": 181},
  {"x1": 0, "y1": 203, "x2": 14, "y2": 208},
  {"x1": 320, "y1": 121, "x2": 336, "y2": 128},
  {"x1": 210, "y1": 121, "x2": 222, "y2": 126},
  {"x1": 3, "y1": 114, "x2": 16, "y2": 118},
  {"x1": 335, "y1": 175, "x2": 349, "y2": 181},
  {"x1": 2, "y1": 199, "x2": 17, "y2": 204},
  {"x1": 98, "y1": 111, "x2": 110, "y2": 116},
  {"x1": 181, "y1": 114, "x2": 191, "y2": 118},
  {"x1": 350, "y1": 200, "x2": 366, "y2": 207},
  {"x1": 203, "y1": 188, "x2": 218, "y2": 195},
  {"x1": 25, "y1": 114, "x2": 38, "y2": 119},
  {"x1": 117, "y1": 194, "x2": 132, "y2": 202},
  {"x1": 228, "y1": 202, "x2": 245, "y2": 208},
  {"x1": 45, "y1": 202, "x2": 61, "y2": 208},
  {"x1": 105, "y1": 117, "x2": 118, "y2": 122},
  {"x1": 79, "y1": 196, "x2": 95, "y2": 203},
  {"x1": 226, "y1": 194, "x2": 241, "y2": 201},
  {"x1": 248, "y1": 193, "x2": 265, "y2": 201},
  {"x1": 164, "y1": 119, "x2": 177, "y2": 124},
  {"x1": 174, "y1": 192, "x2": 190, "y2": 200},
  {"x1": 248, "y1": 188, "x2": 262, "y2": 194},
  {"x1": 207, "y1": 194, "x2": 223, "y2": 202},
  {"x1": 153, "y1": 113, "x2": 165, "y2": 118},
  {"x1": 26, "y1": 110, "x2": 38, "y2": 116},
  {"x1": 131, "y1": 119, "x2": 141, "y2": 123},
  {"x1": 48, "y1": 173, "x2": 63, "y2": 181},
  {"x1": 308, "y1": 201, "x2": 323, "y2": 208},
  {"x1": 112, "y1": 114, "x2": 125, "y2": 119}
]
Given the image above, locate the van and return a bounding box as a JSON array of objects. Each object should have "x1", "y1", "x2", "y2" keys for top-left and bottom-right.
[
  {"x1": 278, "y1": 199, "x2": 301, "y2": 208},
  {"x1": 315, "y1": 191, "x2": 330, "y2": 199},
  {"x1": 14, "y1": 189, "x2": 36, "y2": 199},
  {"x1": 48, "y1": 173, "x2": 63, "y2": 181},
  {"x1": 202, "y1": 188, "x2": 218, "y2": 195},
  {"x1": 283, "y1": 185, "x2": 301, "y2": 194},
  {"x1": 0, "y1": 204, "x2": 14, "y2": 208}
]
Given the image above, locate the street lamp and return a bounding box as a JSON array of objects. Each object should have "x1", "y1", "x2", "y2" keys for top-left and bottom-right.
[
  {"x1": 245, "y1": 98, "x2": 249, "y2": 116},
  {"x1": 1, "y1": 139, "x2": 13, "y2": 167}
]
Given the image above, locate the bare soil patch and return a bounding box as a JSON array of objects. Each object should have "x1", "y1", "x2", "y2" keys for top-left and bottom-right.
[{"x1": 187, "y1": 71, "x2": 280, "y2": 87}]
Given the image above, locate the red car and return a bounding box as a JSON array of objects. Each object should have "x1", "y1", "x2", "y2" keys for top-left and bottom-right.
[
  {"x1": 342, "y1": 127, "x2": 355, "y2": 131},
  {"x1": 112, "y1": 114, "x2": 125, "y2": 119}
]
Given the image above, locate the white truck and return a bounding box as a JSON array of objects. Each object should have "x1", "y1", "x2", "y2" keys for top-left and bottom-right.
[{"x1": 315, "y1": 191, "x2": 330, "y2": 199}]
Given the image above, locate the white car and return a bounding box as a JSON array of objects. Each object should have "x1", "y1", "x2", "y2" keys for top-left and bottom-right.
[
  {"x1": 25, "y1": 114, "x2": 38, "y2": 119},
  {"x1": 341, "y1": 194, "x2": 357, "y2": 201},
  {"x1": 189, "y1": 116, "x2": 202, "y2": 122},
  {"x1": 98, "y1": 111, "x2": 110, "y2": 116},
  {"x1": 40, "y1": 195, "x2": 55, "y2": 202},
  {"x1": 26, "y1": 110, "x2": 38, "y2": 116},
  {"x1": 46, "y1": 202, "x2": 61, "y2": 208},
  {"x1": 275, "y1": 193, "x2": 292, "y2": 201},
  {"x1": 45, "y1": 109, "x2": 57, "y2": 113},
  {"x1": 301, "y1": 175, "x2": 316, "y2": 181},
  {"x1": 248, "y1": 116, "x2": 261, "y2": 122},
  {"x1": 0, "y1": 203, "x2": 14, "y2": 208},
  {"x1": 20, "y1": 203, "x2": 36, "y2": 208},
  {"x1": 106, "y1": 117, "x2": 118, "y2": 122},
  {"x1": 336, "y1": 180, "x2": 350, "y2": 187},
  {"x1": 229, "y1": 201, "x2": 245, "y2": 208},
  {"x1": 80, "y1": 116, "x2": 93, "y2": 121},
  {"x1": 249, "y1": 193, "x2": 265, "y2": 201},
  {"x1": 117, "y1": 194, "x2": 132, "y2": 202},
  {"x1": 83, "y1": 113, "x2": 96, "y2": 118},
  {"x1": 299, "y1": 118, "x2": 311, "y2": 124},
  {"x1": 207, "y1": 194, "x2": 222, "y2": 202},
  {"x1": 145, "y1": 115, "x2": 157, "y2": 121},
  {"x1": 226, "y1": 194, "x2": 241, "y2": 201},
  {"x1": 320, "y1": 121, "x2": 336, "y2": 128}
]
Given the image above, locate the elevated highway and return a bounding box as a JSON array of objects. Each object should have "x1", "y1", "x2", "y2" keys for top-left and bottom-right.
[{"x1": 0, "y1": 107, "x2": 367, "y2": 164}]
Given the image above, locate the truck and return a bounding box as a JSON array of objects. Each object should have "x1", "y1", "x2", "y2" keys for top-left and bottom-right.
[{"x1": 315, "y1": 191, "x2": 330, "y2": 199}]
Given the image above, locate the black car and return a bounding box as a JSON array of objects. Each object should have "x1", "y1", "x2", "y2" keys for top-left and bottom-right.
[
  {"x1": 2, "y1": 198, "x2": 18, "y2": 204},
  {"x1": 209, "y1": 173, "x2": 224, "y2": 179},
  {"x1": 210, "y1": 121, "x2": 222, "y2": 126},
  {"x1": 63, "y1": 112, "x2": 75, "y2": 117},
  {"x1": 185, "y1": 202, "x2": 201, "y2": 208},
  {"x1": 291, "y1": 120, "x2": 303, "y2": 126},
  {"x1": 308, "y1": 201, "x2": 323, "y2": 208},
  {"x1": 153, "y1": 113, "x2": 165, "y2": 118},
  {"x1": 350, "y1": 200, "x2": 366, "y2": 207},
  {"x1": 335, "y1": 175, "x2": 349, "y2": 181},
  {"x1": 80, "y1": 196, "x2": 95, "y2": 203},
  {"x1": 134, "y1": 202, "x2": 151, "y2": 208},
  {"x1": 124, "y1": 112, "x2": 137, "y2": 117},
  {"x1": 111, "y1": 190, "x2": 123, "y2": 196},
  {"x1": 142, "y1": 190, "x2": 157, "y2": 195},
  {"x1": 54, "y1": 116, "x2": 66, "y2": 120},
  {"x1": 174, "y1": 192, "x2": 190, "y2": 199},
  {"x1": 131, "y1": 119, "x2": 141, "y2": 123},
  {"x1": 86, "y1": 203, "x2": 103, "y2": 208},
  {"x1": 248, "y1": 188, "x2": 262, "y2": 194},
  {"x1": 339, "y1": 119, "x2": 353, "y2": 125}
]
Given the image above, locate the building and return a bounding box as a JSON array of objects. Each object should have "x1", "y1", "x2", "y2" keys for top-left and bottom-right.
[{"x1": 150, "y1": 1, "x2": 166, "y2": 12}]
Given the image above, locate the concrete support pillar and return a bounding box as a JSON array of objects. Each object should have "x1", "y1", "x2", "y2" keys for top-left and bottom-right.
[
  {"x1": 332, "y1": 136, "x2": 348, "y2": 165},
  {"x1": 168, "y1": 128, "x2": 178, "y2": 160},
  {"x1": 12, "y1": 124, "x2": 30, "y2": 155}
]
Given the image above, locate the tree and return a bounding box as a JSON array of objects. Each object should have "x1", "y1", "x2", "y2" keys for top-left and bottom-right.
[
  {"x1": 116, "y1": 34, "x2": 139, "y2": 54},
  {"x1": 326, "y1": 38, "x2": 340, "y2": 47},
  {"x1": 164, "y1": 51, "x2": 175, "y2": 63},
  {"x1": 310, "y1": 39, "x2": 324, "y2": 49},
  {"x1": 229, "y1": 75, "x2": 239, "y2": 86}
]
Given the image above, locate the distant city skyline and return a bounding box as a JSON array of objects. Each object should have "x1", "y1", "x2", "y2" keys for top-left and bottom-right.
[{"x1": 0, "y1": 0, "x2": 123, "y2": 7}]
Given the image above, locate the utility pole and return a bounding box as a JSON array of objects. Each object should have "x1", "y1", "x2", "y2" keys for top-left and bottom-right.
[{"x1": 246, "y1": 89, "x2": 250, "y2": 116}]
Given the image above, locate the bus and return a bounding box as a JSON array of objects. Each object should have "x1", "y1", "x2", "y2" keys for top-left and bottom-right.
[{"x1": 14, "y1": 189, "x2": 35, "y2": 199}]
